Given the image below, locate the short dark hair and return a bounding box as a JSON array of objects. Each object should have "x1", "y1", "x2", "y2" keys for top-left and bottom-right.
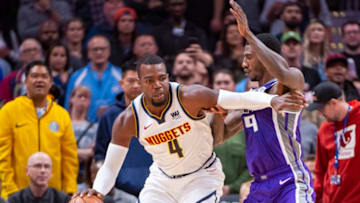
[
  {"x1": 213, "y1": 69, "x2": 236, "y2": 83},
  {"x1": 341, "y1": 20, "x2": 360, "y2": 35},
  {"x1": 136, "y1": 54, "x2": 165, "y2": 76},
  {"x1": 221, "y1": 22, "x2": 246, "y2": 57},
  {"x1": 63, "y1": 18, "x2": 84, "y2": 34},
  {"x1": 281, "y1": 2, "x2": 302, "y2": 15},
  {"x1": 256, "y1": 33, "x2": 282, "y2": 54},
  {"x1": 122, "y1": 59, "x2": 138, "y2": 77},
  {"x1": 25, "y1": 61, "x2": 52, "y2": 78},
  {"x1": 174, "y1": 50, "x2": 190, "y2": 60}
]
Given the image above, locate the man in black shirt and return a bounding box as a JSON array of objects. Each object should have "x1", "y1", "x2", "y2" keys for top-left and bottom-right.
[
  {"x1": 151, "y1": 0, "x2": 208, "y2": 60},
  {"x1": 341, "y1": 20, "x2": 360, "y2": 78},
  {"x1": 8, "y1": 152, "x2": 70, "y2": 203},
  {"x1": 325, "y1": 53, "x2": 360, "y2": 101}
]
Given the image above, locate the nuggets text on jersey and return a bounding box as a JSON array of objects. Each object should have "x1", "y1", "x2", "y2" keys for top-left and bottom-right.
[{"x1": 144, "y1": 122, "x2": 191, "y2": 145}]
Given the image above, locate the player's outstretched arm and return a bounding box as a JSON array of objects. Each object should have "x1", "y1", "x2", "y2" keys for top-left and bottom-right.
[
  {"x1": 180, "y1": 84, "x2": 305, "y2": 116},
  {"x1": 229, "y1": 0, "x2": 304, "y2": 90},
  {"x1": 73, "y1": 107, "x2": 135, "y2": 199},
  {"x1": 180, "y1": 84, "x2": 276, "y2": 115},
  {"x1": 209, "y1": 90, "x2": 306, "y2": 145}
]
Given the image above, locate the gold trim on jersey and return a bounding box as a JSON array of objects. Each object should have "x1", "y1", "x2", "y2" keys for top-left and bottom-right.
[
  {"x1": 131, "y1": 102, "x2": 139, "y2": 138},
  {"x1": 177, "y1": 85, "x2": 206, "y2": 120},
  {"x1": 141, "y1": 88, "x2": 172, "y2": 121}
]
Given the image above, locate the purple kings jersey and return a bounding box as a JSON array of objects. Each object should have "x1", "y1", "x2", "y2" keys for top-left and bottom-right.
[{"x1": 242, "y1": 79, "x2": 307, "y2": 177}]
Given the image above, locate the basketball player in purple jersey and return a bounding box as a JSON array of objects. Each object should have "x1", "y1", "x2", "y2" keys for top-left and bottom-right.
[{"x1": 229, "y1": 0, "x2": 315, "y2": 202}]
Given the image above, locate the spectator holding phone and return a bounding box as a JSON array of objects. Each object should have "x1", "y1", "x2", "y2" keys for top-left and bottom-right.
[
  {"x1": 185, "y1": 37, "x2": 213, "y2": 68},
  {"x1": 151, "y1": 0, "x2": 208, "y2": 60}
]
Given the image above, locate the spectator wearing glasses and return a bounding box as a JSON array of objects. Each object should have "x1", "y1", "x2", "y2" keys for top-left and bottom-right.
[
  {"x1": 0, "y1": 61, "x2": 78, "y2": 199},
  {"x1": 7, "y1": 152, "x2": 71, "y2": 203},
  {"x1": 64, "y1": 35, "x2": 122, "y2": 122},
  {"x1": 341, "y1": 20, "x2": 360, "y2": 78},
  {"x1": 325, "y1": 53, "x2": 360, "y2": 101},
  {"x1": 0, "y1": 38, "x2": 43, "y2": 105}
]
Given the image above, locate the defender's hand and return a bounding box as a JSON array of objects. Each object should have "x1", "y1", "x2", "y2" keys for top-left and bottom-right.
[
  {"x1": 203, "y1": 105, "x2": 228, "y2": 120},
  {"x1": 270, "y1": 91, "x2": 306, "y2": 113},
  {"x1": 229, "y1": 0, "x2": 250, "y2": 36}
]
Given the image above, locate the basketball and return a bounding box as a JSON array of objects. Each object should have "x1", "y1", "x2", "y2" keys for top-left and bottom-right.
[{"x1": 69, "y1": 195, "x2": 104, "y2": 203}]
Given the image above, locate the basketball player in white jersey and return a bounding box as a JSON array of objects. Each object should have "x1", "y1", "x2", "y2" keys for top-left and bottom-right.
[{"x1": 75, "y1": 55, "x2": 305, "y2": 203}]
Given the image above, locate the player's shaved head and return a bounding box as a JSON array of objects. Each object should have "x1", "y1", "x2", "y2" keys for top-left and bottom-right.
[
  {"x1": 136, "y1": 54, "x2": 166, "y2": 77},
  {"x1": 27, "y1": 152, "x2": 52, "y2": 167}
]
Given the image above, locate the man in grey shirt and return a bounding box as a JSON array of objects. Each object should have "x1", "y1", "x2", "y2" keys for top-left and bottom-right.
[
  {"x1": 300, "y1": 119, "x2": 318, "y2": 158},
  {"x1": 0, "y1": 196, "x2": 7, "y2": 203},
  {"x1": 17, "y1": 0, "x2": 72, "y2": 40}
]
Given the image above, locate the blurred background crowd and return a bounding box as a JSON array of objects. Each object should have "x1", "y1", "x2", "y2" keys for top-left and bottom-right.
[{"x1": 0, "y1": 0, "x2": 360, "y2": 202}]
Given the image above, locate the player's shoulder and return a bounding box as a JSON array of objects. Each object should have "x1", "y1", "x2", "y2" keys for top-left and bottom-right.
[
  {"x1": 120, "y1": 105, "x2": 135, "y2": 120},
  {"x1": 113, "y1": 105, "x2": 136, "y2": 131},
  {"x1": 179, "y1": 84, "x2": 211, "y2": 97},
  {"x1": 112, "y1": 105, "x2": 137, "y2": 138},
  {"x1": 288, "y1": 67, "x2": 304, "y2": 77}
]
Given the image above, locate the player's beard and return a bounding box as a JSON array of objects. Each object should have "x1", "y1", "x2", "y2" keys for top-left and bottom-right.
[{"x1": 151, "y1": 98, "x2": 166, "y2": 107}]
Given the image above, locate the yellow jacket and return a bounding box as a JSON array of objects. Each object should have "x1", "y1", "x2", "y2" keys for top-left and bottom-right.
[{"x1": 0, "y1": 96, "x2": 78, "y2": 199}]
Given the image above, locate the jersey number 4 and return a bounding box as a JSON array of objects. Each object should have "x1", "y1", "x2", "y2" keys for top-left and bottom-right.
[{"x1": 168, "y1": 139, "x2": 184, "y2": 158}]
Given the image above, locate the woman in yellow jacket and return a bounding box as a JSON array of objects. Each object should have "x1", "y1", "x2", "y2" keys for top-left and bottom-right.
[{"x1": 0, "y1": 61, "x2": 78, "y2": 199}]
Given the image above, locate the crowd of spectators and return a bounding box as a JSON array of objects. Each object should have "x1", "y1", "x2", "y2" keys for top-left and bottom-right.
[{"x1": 0, "y1": 0, "x2": 360, "y2": 202}]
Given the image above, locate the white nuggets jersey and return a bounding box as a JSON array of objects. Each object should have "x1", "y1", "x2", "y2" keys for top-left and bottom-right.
[{"x1": 131, "y1": 82, "x2": 213, "y2": 176}]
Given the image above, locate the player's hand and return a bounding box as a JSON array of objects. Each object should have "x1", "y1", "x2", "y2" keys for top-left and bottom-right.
[
  {"x1": 270, "y1": 90, "x2": 306, "y2": 113},
  {"x1": 203, "y1": 105, "x2": 228, "y2": 120},
  {"x1": 72, "y1": 189, "x2": 104, "y2": 200},
  {"x1": 229, "y1": 0, "x2": 250, "y2": 37}
]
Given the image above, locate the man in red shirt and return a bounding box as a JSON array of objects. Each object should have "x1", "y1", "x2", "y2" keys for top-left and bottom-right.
[{"x1": 308, "y1": 81, "x2": 360, "y2": 203}]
